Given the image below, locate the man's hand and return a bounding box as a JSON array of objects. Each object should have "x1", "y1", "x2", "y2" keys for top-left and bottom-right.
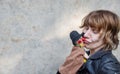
[{"x1": 59, "y1": 46, "x2": 85, "y2": 74}]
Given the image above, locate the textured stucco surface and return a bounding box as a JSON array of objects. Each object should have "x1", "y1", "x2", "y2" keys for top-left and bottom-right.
[{"x1": 0, "y1": 0, "x2": 120, "y2": 74}]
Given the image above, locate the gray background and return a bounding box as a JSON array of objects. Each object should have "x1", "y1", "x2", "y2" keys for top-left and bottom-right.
[{"x1": 0, "y1": 0, "x2": 120, "y2": 74}]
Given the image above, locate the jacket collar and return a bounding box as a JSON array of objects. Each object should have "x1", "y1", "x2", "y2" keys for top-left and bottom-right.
[{"x1": 88, "y1": 49, "x2": 112, "y2": 60}]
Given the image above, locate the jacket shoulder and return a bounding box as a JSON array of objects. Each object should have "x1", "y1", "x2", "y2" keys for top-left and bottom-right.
[{"x1": 98, "y1": 53, "x2": 120, "y2": 74}]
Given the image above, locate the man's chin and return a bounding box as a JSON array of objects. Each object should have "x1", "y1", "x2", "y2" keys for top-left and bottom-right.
[{"x1": 84, "y1": 45, "x2": 91, "y2": 49}]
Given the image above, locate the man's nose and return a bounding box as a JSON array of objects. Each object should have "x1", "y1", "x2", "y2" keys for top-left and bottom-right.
[{"x1": 84, "y1": 29, "x2": 91, "y2": 38}]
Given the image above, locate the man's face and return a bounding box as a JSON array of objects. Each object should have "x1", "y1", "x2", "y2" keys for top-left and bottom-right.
[{"x1": 82, "y1": 26, "x2": 104, "y2": 50}]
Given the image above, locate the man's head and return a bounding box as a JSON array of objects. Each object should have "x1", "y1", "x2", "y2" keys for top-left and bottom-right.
[{"x1": 80, "y1": 10, "x2": 120, "y2": 50}]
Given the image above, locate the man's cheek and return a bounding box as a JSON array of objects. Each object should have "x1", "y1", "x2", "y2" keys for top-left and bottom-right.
[{"x1": 92, "y1": 35, "x2": 99, "y2": 41}]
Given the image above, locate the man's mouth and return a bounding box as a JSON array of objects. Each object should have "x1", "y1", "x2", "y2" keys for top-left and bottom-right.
[{"x1": 83, "y1": 40, "x2": 91, "y2": 44}]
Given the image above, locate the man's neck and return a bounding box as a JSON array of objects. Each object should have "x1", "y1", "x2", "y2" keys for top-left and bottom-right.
[{"x1": 90, "y1": 44, "x2": 104, "y2": 56}]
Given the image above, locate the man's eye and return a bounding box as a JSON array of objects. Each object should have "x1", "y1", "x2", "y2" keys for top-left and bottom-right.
[
  {"x1": 83, "y1": 27, "x2": 89, "y2": 32},
  {"x1": 92, "y1": 29, "x2": 98, "y2": 34},
  {"x1": 84, "y1": 27, "x2": 89, "y2": 30}
]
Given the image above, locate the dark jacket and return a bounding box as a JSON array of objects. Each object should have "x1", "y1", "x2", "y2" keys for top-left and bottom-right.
[
  {"x1": 77, "y1": 49, "x2": 120, "y2": 74},
  {"x1": 57, "y1": 49, "x2": 120, "y2": 74}
]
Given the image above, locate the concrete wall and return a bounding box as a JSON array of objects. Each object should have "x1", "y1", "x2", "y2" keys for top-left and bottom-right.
[{"x1": 0, "y1": 0, "x2": 120, "y2": 74}]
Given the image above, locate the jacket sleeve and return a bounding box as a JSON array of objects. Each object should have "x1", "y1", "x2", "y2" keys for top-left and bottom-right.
[{"x1": 99, "y1": 60, "x2": 120, "y2": 74}]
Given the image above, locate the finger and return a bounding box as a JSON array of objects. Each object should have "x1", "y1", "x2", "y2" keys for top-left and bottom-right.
[{"x1": 71, "y1": 47, "x2": 85, "y2": 55}]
